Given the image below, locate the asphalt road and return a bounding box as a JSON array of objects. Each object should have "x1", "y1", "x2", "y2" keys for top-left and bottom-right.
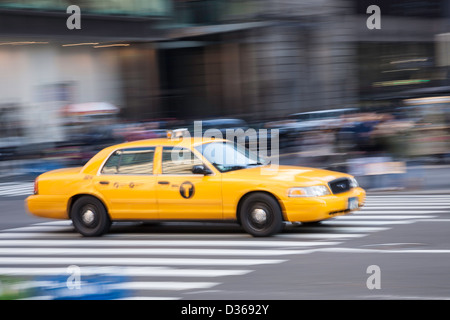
[{"x1": 0, "y1": 192, "x2": 449, "y2": 300}]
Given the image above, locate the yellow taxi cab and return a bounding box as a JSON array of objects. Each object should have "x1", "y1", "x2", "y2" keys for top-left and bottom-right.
[{"x1": 26, "y1": 133, "x2": 365, "y2": 237}]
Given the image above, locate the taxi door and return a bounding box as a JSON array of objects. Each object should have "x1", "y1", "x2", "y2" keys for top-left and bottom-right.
[
  {"x1": 156, "y1": 146, "x2": 222, "y2": 220},
  {"x1": 93, "y1": 147, "x2": 158, "y2": 220}
]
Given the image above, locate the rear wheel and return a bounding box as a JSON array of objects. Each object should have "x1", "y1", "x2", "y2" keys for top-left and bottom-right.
[
  {"x1": 239, "y1": 193, "x2": 283, "y2": 237},
  {"x1": 71, "y1": 196, "x2": 111, "y2": 237}
]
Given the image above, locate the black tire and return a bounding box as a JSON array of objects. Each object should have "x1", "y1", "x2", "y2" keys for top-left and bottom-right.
[
  {"x1": 71, "y1": 196, "x2": 111, "y2": 237},
  {"x1": 239, "y1": 193, "x2": 283, "y2": 237}
]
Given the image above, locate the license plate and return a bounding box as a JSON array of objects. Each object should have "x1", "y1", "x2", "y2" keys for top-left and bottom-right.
[{"x1": 348, "y1": 197, "x2": 359, "y2": 210}]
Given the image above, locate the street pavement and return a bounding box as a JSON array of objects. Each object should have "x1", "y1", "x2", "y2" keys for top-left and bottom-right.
[{"x1": 0, "y1": 192, "x2": 449, "y2": 300}]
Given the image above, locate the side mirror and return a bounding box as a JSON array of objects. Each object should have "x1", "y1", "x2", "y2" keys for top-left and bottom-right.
[{"x1": 192, "y1": 165, "x2": 212, "y2": 175}]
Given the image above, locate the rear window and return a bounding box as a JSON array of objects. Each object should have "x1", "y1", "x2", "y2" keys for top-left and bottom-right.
[{"x1": 101, "y1": 148, "x2": 155, "y2": 175}]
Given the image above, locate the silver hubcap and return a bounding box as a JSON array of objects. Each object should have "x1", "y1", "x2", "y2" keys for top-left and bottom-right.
[
  {"x1": 251, "y1": 208, "x2": 267, "y2": 224},
  {"x1": 82, "y1": 209, "x2": 95, "y2": 225}
]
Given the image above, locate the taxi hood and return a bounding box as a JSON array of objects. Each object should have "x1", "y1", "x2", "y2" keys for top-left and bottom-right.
[{"x1": 224, "y1": 165, "x2": 350, "y2": 186}]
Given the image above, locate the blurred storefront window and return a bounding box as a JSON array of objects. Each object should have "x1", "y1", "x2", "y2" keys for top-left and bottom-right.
[
  {"x1": 0, "y1": 0, "x2": 171, "y2": 16},
  {"x1": 173, "y1": 0, "x2": 262, "y2": 25},
  {"x1": 357, "y1": 42, "x2": 439, "y2": 99},
  {"x1": 353, "y1": 0, "x2": 445, "y2": 18},
  {"x1": 0, "y1": 104, "x2": 23, "y2": 139}
]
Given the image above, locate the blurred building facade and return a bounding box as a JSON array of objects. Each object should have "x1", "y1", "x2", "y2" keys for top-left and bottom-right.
[{"x1": 0, "y1": 0, "x2": 450, "y2": 145}]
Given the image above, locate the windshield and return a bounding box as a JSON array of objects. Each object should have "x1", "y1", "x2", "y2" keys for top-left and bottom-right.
[{"x1": 195, "y1": 142, "x2": 266, "y2": 172}]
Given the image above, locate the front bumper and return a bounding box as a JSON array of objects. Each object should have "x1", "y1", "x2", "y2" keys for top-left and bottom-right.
[{"x1": 282, "y1": 187, "x2": 366, "y2": 223}]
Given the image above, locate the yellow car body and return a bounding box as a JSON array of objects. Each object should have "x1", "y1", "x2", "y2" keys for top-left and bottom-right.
[{"x1": 26, "y1": 137, "x2": 365, "y2": 237}]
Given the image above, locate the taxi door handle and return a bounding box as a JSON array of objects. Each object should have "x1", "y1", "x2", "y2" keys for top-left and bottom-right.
[
  {"x1": 158, "y1": 181, "x2": 170, "y2": 185},
  {"x1": 99, "y1": 181, "x2": 110, "y2": 185}
]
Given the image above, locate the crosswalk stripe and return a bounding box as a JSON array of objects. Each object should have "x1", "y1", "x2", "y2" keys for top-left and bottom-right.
[
  {"x1": 110, "y1": 281, "x2": 219, "y2": 291},
  {"x1": 0, "y1": 247, "x2": 308, "y2": 256},
  {"x1": 0, "y1": 231, "x2": 255, "y2": 239},
  {"x1": 0, "y1": 184, "x2": 33, "y2": 189},
  {"x1": 366, "y1": 200, "x2": 449, "y2": 203},
  {"x1": 0, "y1": 233, "x2": 81, "y2": 239},
  {"x1": 419, "y1": 219, "x2": 450, "y2": 222},
  {"x1": 301, "y1": 226, "x2": 390, "y2": 233},
  {"x1": 0, "y1": 185, "x2": 32, "y2": 190},
  {"x1": 367, "y1": 205, "x2": 450, "y2": 210},
  {"x1": 21, "y1": 280, "x2": 220, "y2": 291},
  {"x1": 119, "y1": 297, "x2": 180, "y2": 300},
  {"x1": 363, "y1": 202, "x2": 450, "y2": 205},
  {"x1": 0, "y1": 225, "x2": 75, "y2": 233},
  {"x1": 0, "y1": 229, "x2": 379, "y2": 240},
  {"x1": 0, "y1": 191, "x2": 31, "y2": 195},
  {"x1": 335, "y1": 215, "x2": 435, "y2": 220},
  {"x1": 0, "y1": 182, "x2": 33, "y2": 196},
  {"x1": 0, "y1": 266, "x2": 252, "y2": 277},
  {"x1": 0, "y1": 239, "x2": 342, "y2": 248},
  {"x1": 0, "y1": 186, "x2": 34, "y2": 193},
  {"x1": 275, "y1": 233, "x2": 367, "y2": 239},
  {"x1": 322, "y1": 220, "x2": 415, "y2": 226},
  {"x1": 366, "y1": 199, "x2": 449, "y2": 202},
  {"x1": 357, "y1": 210, "x2": 445, "y2": 214},
  {"x1": 33, "y1": 221, "x2": 73, "y2": 226},
  {"x1": 367, "y1": 195, "x2": 449, "y2": 198},
  {"x1": 0, "y1": 257, "x2": 287, "y2": 266},
  {"x1": 0, "y1": 190, "x2": 32, "y2": 196},
  {"x1": 364, "y1": 205, "x2": 450, "y2": 209}
]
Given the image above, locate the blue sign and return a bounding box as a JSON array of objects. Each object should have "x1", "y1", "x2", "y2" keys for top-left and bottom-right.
[{"x1": 33, "y1": 274, "x2": 131, "y2": 300}]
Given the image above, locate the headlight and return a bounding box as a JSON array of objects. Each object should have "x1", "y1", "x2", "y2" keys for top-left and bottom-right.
[
  {"x1": 288, "y1": 186, "x2": 330, "y2": 197},
  {"x1": 349, "y1": 177, "x2": 359, "y2": 188}
]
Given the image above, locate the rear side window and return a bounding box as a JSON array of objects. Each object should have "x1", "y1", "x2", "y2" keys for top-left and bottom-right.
[{"x1": 101, "y1": 148, "x2": 155, "y2": 175}]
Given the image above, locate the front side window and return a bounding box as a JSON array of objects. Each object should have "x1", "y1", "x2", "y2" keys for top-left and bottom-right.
[
  {"x1": 161, "y1": 147, "x2": 203, "y2": 174},
  {"x1": 101, "y1": 148, "x2": 155, "y2": 175}
]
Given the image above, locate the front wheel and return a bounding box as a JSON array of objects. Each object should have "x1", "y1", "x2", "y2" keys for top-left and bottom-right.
[
  {"x1": 239, "y1": 193, "x2": 283, "y2": 237},
  {"x1": 71, "y1": 196, "x2": 111, "y2": 237}
]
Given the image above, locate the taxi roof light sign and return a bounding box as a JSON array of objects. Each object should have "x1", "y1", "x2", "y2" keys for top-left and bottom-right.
[{"x1": 167, "y1": 128, "x2": 190, "y2": 139}]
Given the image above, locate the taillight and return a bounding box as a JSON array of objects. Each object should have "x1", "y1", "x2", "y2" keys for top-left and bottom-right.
[{"x1": 34, "y1": 178, "x2": 39, "y2": 195}]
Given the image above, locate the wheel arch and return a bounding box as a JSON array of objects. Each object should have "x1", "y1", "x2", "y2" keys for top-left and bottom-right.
[
  {"x1": 67, "y1": 193, "x2": 109, "y2": 219},
  {"x1": 235, "y1": 190, "x2": 286, "y2": 224}
]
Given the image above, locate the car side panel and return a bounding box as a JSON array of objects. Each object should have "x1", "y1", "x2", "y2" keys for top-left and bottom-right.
[
  {"x1": 26, "y1": 172, "x2": 105, "y2": 220},
  {"x1": 221, "y1": 176, "x2": 289, "y2": 221},
  {"x1": 92, "y1": 174, "x2": 158, "y2": 220}
]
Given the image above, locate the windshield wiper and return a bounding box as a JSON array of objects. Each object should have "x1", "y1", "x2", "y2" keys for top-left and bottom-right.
[
  {"x1": 247, "y1": 162, "x2": 264, "y2": 166},
  {"x1": 230, "y1": 165, "x2": 247, "y2": 170},
  {"x1": 221, "y1": 165, "x2": 247, "y2": 172}
]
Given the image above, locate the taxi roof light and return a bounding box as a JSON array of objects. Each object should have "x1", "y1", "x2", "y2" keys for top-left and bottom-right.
[{"x1": 167, "y1": 128, "x2": 190, "y2": 139}]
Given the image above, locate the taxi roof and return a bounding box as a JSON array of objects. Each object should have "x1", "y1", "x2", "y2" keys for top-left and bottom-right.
[
  {"x1": 81, "y1": 137, "x2": 229, "y2": 175},
  {"x1": 111, "y1": 137, "x2": 228, "y2": 150}
]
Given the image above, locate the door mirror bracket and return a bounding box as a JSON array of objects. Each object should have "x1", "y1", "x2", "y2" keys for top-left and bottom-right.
[{"x1": 192, "y1": 165, "x2": 212, "y2": 175}]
